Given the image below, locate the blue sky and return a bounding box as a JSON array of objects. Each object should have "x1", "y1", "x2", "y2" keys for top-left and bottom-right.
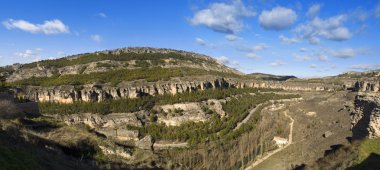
[{"x1": 0, "y1": 0, "x2": 379, "y2": 77}]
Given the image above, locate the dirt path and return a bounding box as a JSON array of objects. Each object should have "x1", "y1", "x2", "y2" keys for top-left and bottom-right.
[
  {"x1": 244, "y1": 110, "x2": 294, "y2": 170},
  {"x1": 234, "y1": 103, "x2": 265, "y2": 131},
  {"x1": 153, "y1": 142, "x2": 187, "y2": 149},
  {"x1": 234, "y1": 97, "x2": 301, "y2": 131}
]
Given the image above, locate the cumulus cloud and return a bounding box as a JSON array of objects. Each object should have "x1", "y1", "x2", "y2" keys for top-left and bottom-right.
[
  {"x1": 295, "y1": 14, "x2": 351, "y2": 44},
  {"x1": 190, "y1": 0, "x2": 255, "y2": 33},
  {"x1": 351, "y1": 8, "x2": 369, "y2": 22},
  {"x1": 215, "y1": 56, "x2": 239, "y2": 66},
  {"x1": 14, "y1": 48, "x2": 43, "y2": 62},
  {"x1": 279, "y1": 35, "x2": 300, "y2": 44},
  {"x1": 349, "y1": 64, "x2": 379, "y2": 71},
  {"x1": 331, "y1": 48, "x2": 369, "y2": 59},
  {"x1": 310, "y1": 64, "x2": 317, "y2": 68},
  {"x1": 225, "y1": 34, "x2": 240, "y2": 41},
  {"x1": 306, "y1": 4, "x2": 321, "y2": 18},
  {"x1": 14, "y1": 48, "x2": 42, "y2": 58},
  {"x1": 259, "y1": 7, "x2": 297, "y2": 30},
  {"x1": 3, "y1": 19, "x2": 69, "y2": 35},
  {"x1": 195, "y1": 37, "x2": 206, "y2": 46},
  {"x1": 317, "y1": 53, "x2": 328, "y2": 61},
  {"x1": 246, "y1": 53, "x2": 260, "y2": 59},
  {"x1": 293, "y1": 54, "x2": 311, "y2": 61},
  {"x1": 236, "y1": 43, "x2": 270, "y2": 53},
  {"x1": 91, "y1": 34, "x2": 102, "y2": 43},
  {"x1": 332, "y1": 48, "x2": 356, "y2": 59},
  {"x1": 270, "y1": 60, "x2": 285, "y2": 67},
  {"x1": 195, "y1": 37, "x2": 216, "y2": 48},
  {"x1": 375, "y1": 4, "x2": 380, "y2": 18},
  {"x1": 98, "y1": 12, "x2": 107, "y2": 18},
  {"x1": 236, "y1": 43, "x2": 269, "y2": 59},
  {"x1": 299, "y1": 48, "x2": 307, "y2": 52}
]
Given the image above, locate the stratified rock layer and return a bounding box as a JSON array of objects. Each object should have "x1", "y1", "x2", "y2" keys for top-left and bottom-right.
[
  {"x1": 13, "y1": 76, "x2": 339, "y2": 103},
  {"x1": 351, "y1": 93, "x2": 380, "y2": 139}
]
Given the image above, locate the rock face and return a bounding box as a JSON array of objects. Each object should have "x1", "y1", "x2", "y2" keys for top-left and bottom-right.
[
  {"x1": 14, "y1": 77, "x2": 339, "y2": 104},
  {"x1": 352, "y1": 81, "x2": 380, "y2": 92},
  {"x1": 56, "y1": 112, "x2": 142, "y2": 141},
  {"x1": 135, "y1": 135, "x2": 153, "y2": 150},
  {"x1": 158, "y1": 102, "x2": 209, "y2": 126},
  {"x1": 351, "y1": 93, "x2": 380, "y2": 139}
]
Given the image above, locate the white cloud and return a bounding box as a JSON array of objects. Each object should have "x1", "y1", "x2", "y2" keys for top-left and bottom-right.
[
  {"x1": 236, "y1": 43, "x2": 270, "y2": 53},
  {"x1": 14, "y1": 48, "x2": 43, "y2": 62},
  {"x1": 14, "y1": 48, "x2": 42, "y2": 58},
  {"x1": 91, "y1": 34, "x2": 102, "y2": 43},
  {"x1": 215, "y1": 56, "x2": 239, "y2": 66},
  {"x1": 332, "y1": 48, "x2": 356, "y2": 59},
  {"x1": 306, "y1": 4, "x2": 321, "y2": 18},
  {"x1": 259, "y1": 7, "x2": 297, "y2": 30},
  {"x1": 190, "y1": 0, "x2": 255, "y2": 33},
  {"x1": 375, "y1": 4, "x2": 380, "y2": 18},
  {"x1": 270, "y1": 60, "x2": 285, "y2": 67},
  {"x1": 309, "y1": 64, "x2": 317, "y2": 68},
  {"x1": 236, "y1": 43, "x2": 269, "y2": 59},
  {"x1": 351, "y1": 8, "x2": 369, "y2": 22},
  {"x1": 195, "y1": 37, "x2": 206, "y2": 46},
  {"x1": 295, "y1": 15, "x2": 351, "y2": 44},
  {"x1": 330, "y1": 48, "x2": 369, "y2": 59},
  {"x1": 3, "y1": 19, "x2": 69, "y2": 35},
  {"x1": 98, "y1": 12, "x2": 107, "y2": 18},
  {"x1": 317, "y1": 53, "x2": 328, "y2": 61},
  {"x1": 279, "y1": 35, "x2": 299, "y2": 44},
  {"x1": 225, "y1": 34, "x2": 240, "y2": 41},
  {"x1": 293, "y1": 54, "x2": 311, "y2": 61},
  {"x1": 349, "y1": 64, "x2": 379, "y2": 71},
  {"x1": 299, "y1": 48, "x2": 307, "y2": 52},
  {"x1": 246, "y1": 53, "x2": 260, "y2": 59},
  {"x1": 195, "y1": 37, "x2": 216, "y2": 48}
]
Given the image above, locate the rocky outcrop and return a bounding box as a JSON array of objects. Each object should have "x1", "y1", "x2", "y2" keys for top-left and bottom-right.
[
  {"x1": 157, "y1": 102, "x2": 209, "y2": 126},
  {"x1": 13, "y1": 77, "x2": 340, "y2": 104},
  {"x1": 56, "y1": 112, "x2": 142, "y2": 141},
  {"x1": 351, "y1": 93, "x2": 380, "y2": 139},
  {"x1": 352, "y1": 81, "x2": 380, "y2": 92},
  {"x1": 206, "y1": 99, "x2": 226, "y2": 117},
  {"x1": 135, "y1": 135, "x2": 153, "y2": 150}
]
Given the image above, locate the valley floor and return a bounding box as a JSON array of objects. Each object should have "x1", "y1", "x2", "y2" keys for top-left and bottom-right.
[{"x1": 247, "y1": 91, "x2": 354, "y2": 169}]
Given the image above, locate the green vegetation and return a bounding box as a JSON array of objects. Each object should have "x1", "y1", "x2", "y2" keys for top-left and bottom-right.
[
  {"x1": 0, "y1": 65, "x2": 14, "y2": 73},
  {"x1": 139, "y1": 93, "x2": 300, "y2": 145},
  {"x1": 96, "y1": 62, "x2": 114, "y2": 68},
  {"x1": 19, "y1": 52, "x2": 216, "y2": 69},
  {"x1": 0, "y1": 144, "x2": 38, "y2": 169},
  {"x1": 357, "y1": 138, "x2": 380, "y2": 163},
  {"x1": 8, "y1": 67, "x2": 242, "y2": 87},
  {"x1": 39, "y1": 88, "x2": 268, "y2": 115}
]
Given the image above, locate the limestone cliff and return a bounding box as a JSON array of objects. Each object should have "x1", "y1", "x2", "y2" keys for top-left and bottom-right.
[
  {"x1": 351, "y1": 93, "x2": 380, "y2": 139},
  {"x1": 13, "y1": 76, "x2": 340, "y2": 103}
]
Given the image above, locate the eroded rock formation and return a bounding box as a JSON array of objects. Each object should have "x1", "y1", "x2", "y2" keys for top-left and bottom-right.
[
  {"x1": 55, "y1": 112, "x2": 142, "y2": 141},
  {"x1": 351, "y1": 93, "x2": 380, "y2": 139},
  {"x1": 13, "y1": 77, "x2": 340, "y2": 104}
]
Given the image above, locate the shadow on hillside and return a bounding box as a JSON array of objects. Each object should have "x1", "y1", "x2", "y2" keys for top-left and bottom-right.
[{"x1": 347, "y1": 153, "x2": 380, "y2": 170}]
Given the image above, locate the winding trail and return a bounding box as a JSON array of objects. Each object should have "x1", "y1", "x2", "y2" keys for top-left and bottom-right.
[
  {"x1": 244, "y1": 110, "x2": 294, "y2": 170},
  {"x1": 234, "y1": 103, "x2": 265, "y2": 131}
]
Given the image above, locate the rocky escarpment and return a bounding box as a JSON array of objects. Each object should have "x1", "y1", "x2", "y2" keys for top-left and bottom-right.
[
  {"x1": 351, "y1": 93, "x2": 380, "y2": 139},
  {"x1": 54, "y1": 112, "x2": 143, "y2": 141},
  {"x1": 13, "y1": 76, "x2": 340, "y2": 103},
  {"x1": 351, "y1": 80, "x2": 380, "y2": 92}
]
